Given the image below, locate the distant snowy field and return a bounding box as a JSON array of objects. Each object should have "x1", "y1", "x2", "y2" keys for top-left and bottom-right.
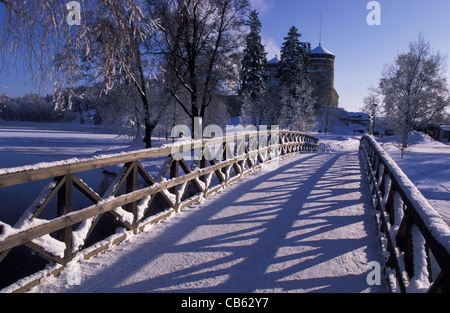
[{"x1": 0, "y1": 121, "x2": 448, "y2": 224}]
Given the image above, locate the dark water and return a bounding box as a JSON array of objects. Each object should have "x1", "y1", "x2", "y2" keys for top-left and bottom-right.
[
  {"x1": 0, "y1": 124, "x2": 136, "y2": 289},
  {"x1": 0, "y1": 155, "x2": 176, "y2": 290}
]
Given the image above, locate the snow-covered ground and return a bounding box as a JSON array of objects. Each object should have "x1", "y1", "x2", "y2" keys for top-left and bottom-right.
[
  {"x1": 313, "y1": 129, "x2": 449, "y2": 224},
  {"x1": 377, "y1": 132, "x2": 450, "y2": 224}
]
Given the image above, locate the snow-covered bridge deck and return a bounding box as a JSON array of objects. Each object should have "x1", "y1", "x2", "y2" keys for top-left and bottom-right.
[{"x1": 32, "y1": 152, "x2": 387, "y2": 293}]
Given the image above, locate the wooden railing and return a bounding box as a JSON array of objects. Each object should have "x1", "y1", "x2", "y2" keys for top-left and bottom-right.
[
  {"x1": 359, "y1": 135, "x2": 450, "y2": 293},
  {"x1": 0, "y1": 129, "x2": 319, "y2": 292}
]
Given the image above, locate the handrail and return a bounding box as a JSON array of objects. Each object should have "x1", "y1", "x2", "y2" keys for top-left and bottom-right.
[
  {"x1": 0, "y1": 130, "x2": 319, "y2": 292},
  {"x1": 359, "y1": 135, "x2": 450, "y2": 293}
]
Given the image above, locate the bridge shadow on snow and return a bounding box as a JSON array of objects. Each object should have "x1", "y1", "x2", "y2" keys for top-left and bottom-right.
[{"x1": 60, "y1": 152, "x2": 387, "y2": 293}]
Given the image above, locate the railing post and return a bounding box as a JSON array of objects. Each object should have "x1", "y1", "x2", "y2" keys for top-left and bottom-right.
[
  {"x1": 57, "y1": 174, "x2": 73, "y2": 264},
  {"x1": 200, "y1": 155, "x2": 208, "y2": 183},
  {"x1": 126, "y1": 162, "x2": 139, "y2": 231},
  {"x1": 170, "y1": 159, "x2": 180, "y2": 211},
  {"x1": 272, "y1": 126, "x2": 280, "y2": 159},
  {"x1": 397, "y1": 210, "x2": 415, "y2": 280}
]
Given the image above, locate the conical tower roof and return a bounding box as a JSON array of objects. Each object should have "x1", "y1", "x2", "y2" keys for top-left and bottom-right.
[
  {"x1": 310, "y1": 44, "x2": 334, "y2": 56},
  {"x1": 267, "y1": 56, "x2": 279, "y2": 64}
]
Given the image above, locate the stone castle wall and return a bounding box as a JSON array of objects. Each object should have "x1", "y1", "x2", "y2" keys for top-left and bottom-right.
[{"x1": 308, "y1": 53, "x2": 339, "y2": 111}]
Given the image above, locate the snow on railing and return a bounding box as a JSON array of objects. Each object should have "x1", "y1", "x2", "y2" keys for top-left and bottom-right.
[
  {"x1": 359, "y1": 135, "x2": 450, "y2": 293},
  {"x1": 0, "y1": 130, "x2": 318, "y2": 293}
]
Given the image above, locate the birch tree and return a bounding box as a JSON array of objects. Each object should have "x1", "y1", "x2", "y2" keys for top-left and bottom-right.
[
  {"x1": 0, "y1": 0, "x2": 161, "y2": 147},
  {"x1": 1, "y1": 0, "x2": 70, "y2": 89}
]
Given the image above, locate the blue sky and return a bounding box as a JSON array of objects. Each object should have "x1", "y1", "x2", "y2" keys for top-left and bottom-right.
[
  {"x1": 252, "y1": 0, "x2": 450, "y2": 112},
  {"x1": 1, "y1": 0, "x2": 449, "y2": 113}
]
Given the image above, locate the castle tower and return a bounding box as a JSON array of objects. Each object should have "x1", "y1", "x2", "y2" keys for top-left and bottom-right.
[{"x1": 308, "y1": 44, "x2": 339, "y2": 110}]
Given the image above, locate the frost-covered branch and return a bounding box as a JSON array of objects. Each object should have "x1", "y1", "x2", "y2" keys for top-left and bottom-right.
[{"x1": 379, "y1": 35, "x2": 449, "y2": 157}]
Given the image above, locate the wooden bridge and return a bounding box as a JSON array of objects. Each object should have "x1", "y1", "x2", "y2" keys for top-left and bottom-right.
[{"x1": 0, "y1": 131, "x2": 449, "y2": 293}]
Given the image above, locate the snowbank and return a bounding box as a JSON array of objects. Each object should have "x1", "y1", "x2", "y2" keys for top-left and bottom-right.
[
  {"x1": 313, "y1": 133, "x2": 362, "y2": 152},
  {"x1": 378, "y1": 131, "x2": 450, "y2": 223}
]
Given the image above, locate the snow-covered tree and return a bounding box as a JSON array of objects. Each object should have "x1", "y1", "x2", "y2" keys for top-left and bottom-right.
[
  {"x1": 0, "y1": 94, "x2": 10, "y2": 121},
  {"x1": 277, "y1": 26, "x2": 314, "y2": 131},
  {"x1": 77, "y1": 1, "x2": 160, "y2": 147},
  {"x1": 239, "y1": 10, "x2": 267, "y2": 125},
  {"x1": 0, "y1": 0, "x2": 160, "y2": 147},
  {"x1": 278, "y1": 27, "x2": 310, "y2": 90},
  {"x1": 362, "y1": 87, "x2": 383, "y2": 135},
  {"x1": 379, "y1": 35, "x2": 449, "y2": 158},
  {"x1": 262, "y1": 84, "x2": 283, "y2": 126},
  {"x1": 151, "y1": 0, "x2": 250, "y2": 136},
  {"x1": 279, "y1": 83, "x2": 315, "y2": 131}
]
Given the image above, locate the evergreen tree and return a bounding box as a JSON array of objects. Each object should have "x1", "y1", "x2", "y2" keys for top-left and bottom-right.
[
  {"x1": 278, "y1": 27, "x2": 310, "y2": 96},
  {"x1": 278, "y1": 26, "x2": 315, "y2": 131},
  {"x1": 240, "y1": 10, "x2": 268, "y2": 125}
]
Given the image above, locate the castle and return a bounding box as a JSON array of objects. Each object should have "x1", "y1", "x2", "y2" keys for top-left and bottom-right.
[
  {"x1": 266, "y1": 43, "x2": 339, "y2": 111},
  {"x1": 308, "y1": 44, "x2": 339, "y2": 110}
]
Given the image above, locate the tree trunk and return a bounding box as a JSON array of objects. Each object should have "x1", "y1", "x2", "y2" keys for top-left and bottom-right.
[
  {"x1": 401, "y1": 129, "x2": 409, "y2": 159},
  {"x1": 137, "y1": 86, "x2": 153, "y2": 148},
  {"x1": 135, "y1": 38, "x2": 153, "y2": 149},
  {"x1": 192, "y1": 116, "x2": 202, "y2": 140},
  {"x1": 143, "y1": 116, "x2": 153, "y2": 148}
]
